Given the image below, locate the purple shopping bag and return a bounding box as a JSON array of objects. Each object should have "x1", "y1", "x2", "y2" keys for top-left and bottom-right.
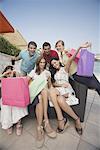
[{"x1": 77, "y1": 49, "x2": 95, "y2": 77}]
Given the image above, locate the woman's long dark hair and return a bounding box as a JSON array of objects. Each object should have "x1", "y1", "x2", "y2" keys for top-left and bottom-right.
[
  {"x1": 49, "y1": 57, "x2": 63, "y2": 83},
  {"x1": 35, "y1": 55, "x2": 47, "y2": 75}
]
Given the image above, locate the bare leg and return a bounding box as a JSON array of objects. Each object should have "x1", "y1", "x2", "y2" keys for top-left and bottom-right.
[
  {"x1": 7, "y1": 126, "x2": 13, "y2": 135},
  {"x1": 41, "y1": 88, "x2": 56, "y2": 138},
  {"x1": 49, "y1": 88, "x2": 66, "y2": 129},
  {"x1": 16, "y1": 119, "x2": 22, "y2": 136},
  {"x1": 36, "y1": 95, "x2": 43, "y2": 127},
  {"x1": 35, "y1": 95, "x2": 44, "y2": 144},
  {"x1": 41, "y1": 89, "x2": 48, "y2": 120},
  {"x1": 57, "y1": 96, "x2": 82, "y2": 129}
]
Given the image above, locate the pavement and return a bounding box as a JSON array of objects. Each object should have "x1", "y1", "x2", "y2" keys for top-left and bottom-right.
[{"x1": 0, "y1": 90, "x2": 100, "y2": 150}]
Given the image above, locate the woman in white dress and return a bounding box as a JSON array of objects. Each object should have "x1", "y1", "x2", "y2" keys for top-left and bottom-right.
[
  {"x1": 49, "y1": 42, "x2": 90, "y2": 135},
  {"x1": 0, "y1": 66, "x2": 28, "y2": 136},
  {"x1": 27, "y1": 56, "x2": 56, "y2": 148}
]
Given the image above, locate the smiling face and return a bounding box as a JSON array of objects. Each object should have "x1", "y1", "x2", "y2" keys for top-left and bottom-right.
[
  {"x1": 43, "y1": 45, "x2": 51, "y2": 55},
  {"x1": 56, "y1": 41, "x2": 64, "y2": 52},
  {"x1": 51, "y1": 59, "x2": 60, "y2": 69},
  {"x1": 39, "y1": 58, "x2": 46, "y2": 70},
  {"x1": 28, "y1": 44, "x2": 36, "y2": 56}
]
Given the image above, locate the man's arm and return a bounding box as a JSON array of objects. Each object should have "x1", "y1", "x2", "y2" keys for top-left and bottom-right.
[
  {"x1": 11, "y1": 55, "x2": 21, "y2": 61},
  {"x1": 11, "y1": 50, "x2": 23, "y2": 61}
]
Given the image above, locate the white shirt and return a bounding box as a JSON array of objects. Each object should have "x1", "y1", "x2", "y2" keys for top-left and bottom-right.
[{"x1": 28, "y1": 69, "x2": 51, "y2": 81}]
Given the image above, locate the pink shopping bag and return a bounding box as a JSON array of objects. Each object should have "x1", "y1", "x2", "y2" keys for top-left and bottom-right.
[
  {"x1": 77, "y1": 49, "x2": 95, "y2": 77},
  {"x1": 1, "y1": 77, "x2": 30, "y2": 107},
  {"x1": 67, "y1": 49, "x2": 80, "y2": 63}
]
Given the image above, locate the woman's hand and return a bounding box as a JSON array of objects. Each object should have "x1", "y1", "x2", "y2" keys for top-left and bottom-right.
[
  {"x1": 3, "y1": 70, "x2": 12, "y2": 76},
  {"x1": 61, "y1": 83, "x2": 70, "y2": 88},
  {"x1": 80, "y1": 42, "x2": 91, "y2": 49},
  {"x1": 65, "y1": 42, "x2": 92, "y2": 73}
]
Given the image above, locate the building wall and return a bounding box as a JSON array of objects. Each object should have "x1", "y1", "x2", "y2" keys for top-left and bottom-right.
[
  {"x1": 0, "y1": 53, "x2": 21, "y2": 73},
  {"x1": 0, "y1": 30, "x2": 27, "y2": 50}
]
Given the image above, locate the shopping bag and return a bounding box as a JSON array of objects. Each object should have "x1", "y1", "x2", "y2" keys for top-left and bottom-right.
[
  {"x1": 29, "y1": 72, "x2": 47, "y2": 103},
  {"x1": 77, "y1": 49, "x2": 95, "y2": 77},
  {"x1": 67, "y1": 49, "x2": 80, "y2": 63},
  {"x1": 1, "y1": 77, "x2": 30, "y2": 107}
]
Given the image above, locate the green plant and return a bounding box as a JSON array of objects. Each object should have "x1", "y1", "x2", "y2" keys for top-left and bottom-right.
[{"x1": 0, "y1": 36, "x2": 21, "y2": 56}]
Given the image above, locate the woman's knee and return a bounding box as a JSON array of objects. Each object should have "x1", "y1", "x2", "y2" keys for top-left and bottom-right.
[
  {"x1": 41, "y1": 88, "x2": 48, "y2": 96},
  {"x1": 57, "y1": 96, "x2": 65, "y2": 105},
  {"x1": 38, "y1": 94, "x2": 43, "y2": 103},
  {"x1": 49, "y1": 87, "x2": 55, "y2": 94},
  {"x1": 49, "y1": 88, "x2": 59, "y2": 96}
]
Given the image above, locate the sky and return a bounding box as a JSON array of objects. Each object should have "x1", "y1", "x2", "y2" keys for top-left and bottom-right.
[
  {"x1": 99, "y1": 0, "x2": 100, "y2": 50},
  {"x1": 0, "y1": 0, "x2": 100, "y2": 53}
]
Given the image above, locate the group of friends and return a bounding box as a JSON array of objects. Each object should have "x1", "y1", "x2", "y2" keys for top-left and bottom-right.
[{"x1": 0, "y1": 40, "x2": 100, "y2": 148}]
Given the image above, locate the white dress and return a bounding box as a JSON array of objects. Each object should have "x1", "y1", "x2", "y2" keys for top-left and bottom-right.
[
  {"x1": 28, "y1": 69, "x2": 51, "y2": 82},
  {"x1": 0, "y1": 75, "x2": 28, "y2": 129},
  {"x1": 54, "y1": 67, "x2": 74, "y2": 96},
  {"x1": 0, "y1": 99, "x2": 28, "y2": 129},
  {"x1": 49, "y1": 67, "x2": 79, "y2": 106}
]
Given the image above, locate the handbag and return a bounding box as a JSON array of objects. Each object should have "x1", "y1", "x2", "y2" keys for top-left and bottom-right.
[
  {"x1": 1, "y1": 77, "x2": 30, "y2": 107},
  {"x1": 29, "y1": 72, "x2": 47, "y2": 103},
  {"x1": 67, "y1": 49, "x2": 80, "y2": 63},
  {"x1": 77, "y1": 49, "x2": 95, "y2": 77}
]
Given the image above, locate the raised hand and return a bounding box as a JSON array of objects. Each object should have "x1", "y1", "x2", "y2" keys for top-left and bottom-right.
[
  {"x1": 3, "y1": 70, "x2": 12, "y2": 76},
  {"x1": 80, "y1": 42, "x2": 91, "y2": 49}
]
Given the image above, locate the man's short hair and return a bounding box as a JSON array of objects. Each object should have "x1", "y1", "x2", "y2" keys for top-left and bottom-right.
[
  {"x1": 28, "y1": 41, "x2": 37, "y2": 48},
  {"x1": 42, "y1": 42, "x2": 51, "y2": 49}
]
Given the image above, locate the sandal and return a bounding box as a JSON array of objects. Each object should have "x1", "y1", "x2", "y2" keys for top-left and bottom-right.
[
  {"x1": 43, "y1": 120, "x2": 57, "y2": 138},
  {"x1": 16, "y1": 124, "x2": 23, "y2": 136},
  {"x1": 57, "y1": 118, "x2": 69, "y2": 134},
  {"x1": 7, "y1": 127, "x2": 13, "y2": 135},
  {"x1": 36, "y1": 126, "x2": 44, "y2": 149},
  {"x1": 75, "y1": 118, "x2": 83, "y2": 135}
]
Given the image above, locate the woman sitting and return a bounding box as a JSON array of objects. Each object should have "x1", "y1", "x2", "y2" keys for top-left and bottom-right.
[
  {"x1": 49, "y1": 42, "x2": 90, "y2": 135},
  {"x1": 27, "y1": 56, "x2": 57, "y2": 148}
]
